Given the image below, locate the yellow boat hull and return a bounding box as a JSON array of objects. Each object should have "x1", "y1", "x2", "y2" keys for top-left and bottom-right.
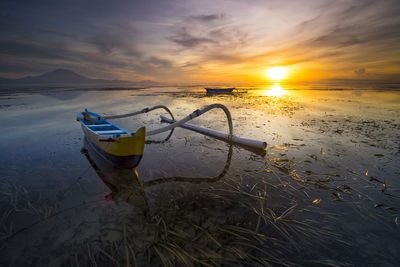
[{"x1": 81, "y1": 125, "x2": 146, "y2": 169}]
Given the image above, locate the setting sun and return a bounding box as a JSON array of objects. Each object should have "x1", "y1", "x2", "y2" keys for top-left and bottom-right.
[{"x1": 267, "y1": 67, "x2": 287, "y2": 80}]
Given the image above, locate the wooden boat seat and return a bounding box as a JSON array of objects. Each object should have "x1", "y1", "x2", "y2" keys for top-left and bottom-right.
[
  {"x1": 87, "y1": 124, "x2": 112, "y2": 127},
  {"x1": 96, "y1": 130, "x2": 127, "y2": 135}
]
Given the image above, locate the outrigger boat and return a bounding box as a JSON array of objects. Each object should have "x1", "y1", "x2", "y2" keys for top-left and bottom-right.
[
  {"x1": 76, "y1": 110, "x2": 146, "y2": 168},
  {"x1": 77, "y1": 104, "x2": 266, "y2": 169}
]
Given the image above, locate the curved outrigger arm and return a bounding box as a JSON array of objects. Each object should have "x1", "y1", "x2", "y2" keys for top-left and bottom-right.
[
  {"x1": 101, "y1": 105, "x2": 175, "y2": 121},
  {"x1": 146, "y1": 104, "x2": 233, "y2": 136},
  {"x1": 145, "y1": 104, "x2": 266, "y2": 152},
  {"x1": 83, "y1": 103, "x2": 266, "y2": 152}
]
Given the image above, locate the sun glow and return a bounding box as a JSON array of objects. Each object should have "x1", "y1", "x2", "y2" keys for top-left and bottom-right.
[
  {"x1": 265, "y1": 83, "x2": 286, "y2": 97},
  {"x1": 267, "y1": 67, "x2": 287, "y2": 80}
]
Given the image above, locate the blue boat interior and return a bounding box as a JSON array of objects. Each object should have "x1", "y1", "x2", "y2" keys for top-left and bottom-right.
[
  {"x1": 80, "y1": 111, "x2": 134, "y2": 136},
  {"x1": 82, "y1": 119, "x2": 108, "y2": 125}
]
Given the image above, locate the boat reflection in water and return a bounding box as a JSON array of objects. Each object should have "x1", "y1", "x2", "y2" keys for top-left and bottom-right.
[
  {"x1": 81, "y1": 138, "x2": 150, "y2": 216},
  {"x1": 81, "y1": 138, "x2": 233, "y2": 217}
]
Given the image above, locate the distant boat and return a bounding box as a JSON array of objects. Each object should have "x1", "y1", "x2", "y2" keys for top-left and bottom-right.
[{"x1": 205, "y1": 88, "x2": 236, "y2": 94}]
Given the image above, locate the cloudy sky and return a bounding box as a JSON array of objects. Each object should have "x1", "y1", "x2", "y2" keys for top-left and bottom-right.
[{"x1": 1, "y1": 0, "x2": 399, "y2": 82}]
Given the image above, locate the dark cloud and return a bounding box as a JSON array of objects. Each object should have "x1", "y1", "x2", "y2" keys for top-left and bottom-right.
[
  {"x1": 295, "y1": 16, "x2": 321, "y2": 32},
  {"x1": 144, "y1": 57, "x2": 172, "y2": 69},
  {"x1": 309, "y1": 28, "x2": 365, "y2": 48},
  {"x1": 127, "y1": 56, "x2": 175, "y2": 77},
  {"x1": 0, "y1": 0, "x2": 180, "y2": 80},
  {"x1": 0, "y1": 36, "x2": 156, "y2": 80},
  {"x1": 298, "y1": 0, "x2": 400, "y2": 49},
  {"x1": 209, "y1": 27, "x2": 247, "y2": 46},
  {"x1": 0, "y1": 39, "x2": 137, "y2": 68},
  {"x1": 354, "y1": 68, "x2": 366, "y2": 75},
  {"x1": 190, "y1": 14, "x2": 224, "y2": 22},
  {"x1": 0, "y1": 41, "x2": 70, "y2": 61},
  {"x1": 88, "y1": 23, "x2": 140, "y2": 56},
  {"x1": 169, "y1": 27, "x2": 217, "y2": 48},
  {"x1": 169, "y1": 11, "x2": 247, "y2": 53},
  {"x1": 1, "y1": 0, "x2": 400, "y2": 81}
]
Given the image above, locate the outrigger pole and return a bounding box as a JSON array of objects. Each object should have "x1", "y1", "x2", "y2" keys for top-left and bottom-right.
[
  {"x1": 159, "y1": 115, "x2": 266, "y2": 151},
  {"x1": 99, "y1": 104, "x2": 267, "y2": 152}
]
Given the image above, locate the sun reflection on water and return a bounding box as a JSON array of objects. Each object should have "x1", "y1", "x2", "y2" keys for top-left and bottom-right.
[{"x1": 265, "y1": 83, "x2": 286, "y2": 97}]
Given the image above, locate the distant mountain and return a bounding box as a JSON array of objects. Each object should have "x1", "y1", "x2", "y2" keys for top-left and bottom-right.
[{"x1": 0, "y1": 69, "x2": 159, "y2": 86}]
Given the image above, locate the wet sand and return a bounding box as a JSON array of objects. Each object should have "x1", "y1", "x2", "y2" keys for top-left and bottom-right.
[{"x1": 0, "y1": 85, "x2": 399, "y2": 266}]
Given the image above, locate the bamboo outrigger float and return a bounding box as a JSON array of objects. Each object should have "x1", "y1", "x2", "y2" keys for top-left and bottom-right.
[{"x1": 77, "y1": 104, "x2": 266, "y2": 168}]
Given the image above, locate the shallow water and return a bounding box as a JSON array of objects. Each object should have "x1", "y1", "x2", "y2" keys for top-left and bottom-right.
[{"x1": 0, "y1": 84, "x2": 400, "y2": 266}]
